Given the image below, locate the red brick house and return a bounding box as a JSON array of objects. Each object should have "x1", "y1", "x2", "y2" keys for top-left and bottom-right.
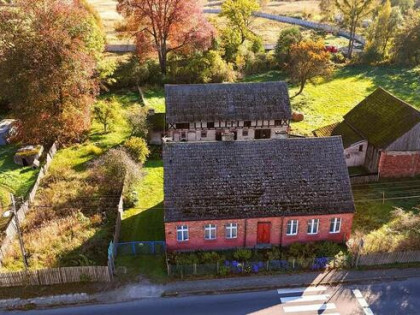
[
  {"x1": 163, "y1": 137, "x2": 355, "y2": 251},
  {"x1": 314, "y1": 88, "x2": 420, "y2": 178}
]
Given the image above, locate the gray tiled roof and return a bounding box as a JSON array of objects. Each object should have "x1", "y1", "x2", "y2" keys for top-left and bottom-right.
[
  {"x1": 165, "y1": 81, "x2": 292, "y2": 124},
  {"x1": 163, "y1": 137, "x2": 355, "y2": 222}
]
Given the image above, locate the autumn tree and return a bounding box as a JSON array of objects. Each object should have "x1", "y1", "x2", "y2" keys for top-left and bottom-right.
[
  {"x1": 288, "y1": 40, "x2": 332, "y2": 96},
  {"x1": 117, "y1": 0, "x2": 214, "y2": 75},
  {"x1": 220, "y1": 0, "x2": 260, "y2": 44},
  {"x1": 335, "y1": 0, "x2": 375, "y2": 59},
  {"x1": 319, "y1": 0, "x2": 337, "y2": 22},
  {"x1": 0, "y1": 0, "x2": 105, "y2": 144}
]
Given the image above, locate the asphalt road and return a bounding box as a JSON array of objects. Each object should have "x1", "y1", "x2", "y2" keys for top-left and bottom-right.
[{"x1": 5, "y1": 278, "x2": 420, "y2": 315}]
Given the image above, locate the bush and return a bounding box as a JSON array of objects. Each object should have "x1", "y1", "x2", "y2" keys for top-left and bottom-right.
[
  {"x1": 200, "y1": 251, "x2": 225, "y2": 264},
  {"x1": 123, "y1": 137, "x2": 150, "y2": 164},
  {"x1": 175, "y1": 253, "x2": 199, "y2": 265},
  {"x1": 125, "y1": 106, "x2": 149, "y2": 138},
  {"x1": 233, "y1": 249, "x2": 252, "y2": 262}
]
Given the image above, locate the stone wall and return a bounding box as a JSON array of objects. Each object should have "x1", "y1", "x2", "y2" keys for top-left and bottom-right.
[{"x1": 165, "y1": 213, "x2": 353, "y2": 251}]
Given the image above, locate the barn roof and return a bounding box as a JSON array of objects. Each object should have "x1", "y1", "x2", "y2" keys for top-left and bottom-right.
[
  {"x1": 313, "y1": 122, "x2": 364, "y2": 148},
  {"x1": 343, "y1": 88, "x2": 420, "y2": 148},
  {"x1": 165, "y1": 81, "x2": 292, "y2": 124},
  {"x1": 163, "y1": 137, "x2": 355, "y2": 222}
]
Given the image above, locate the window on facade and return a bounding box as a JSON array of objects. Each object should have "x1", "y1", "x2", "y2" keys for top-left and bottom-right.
[
  {"x1": 359, "y1": 145, "x2": 364, "y2": 152},
  {"x1": 274, "y1": 120, "x2": 282, "y2": 126},
  {"x1": 204, "y1": 224, "x2": 216, "y2": 240},
  {"x1": 243, "y1": 129, "x2": 249, "y2": 137},
  {"x1": 226, "y1": 223, "x2": 238, "y2": 239},
  {"x1": 201, "y1": 130, "x2": 207, "y2": 138},
  {"x1": 307, "y1": 219, "x2": 319, "y2": 235},
  {"x1": 286, "y1": 220, "x2": 298, "y2": 235},
  {"x1": 207, "y1": 122, "x2": 215, "y2": 128},
  {"x1": 176, "y1": 123, "x2": 190, "y2": 129},
  {"x1": 330, "y1": 218, "x2": 341, "y2": 233},
  {"x1": 176, "y1": 225, "x2": 189, "y2": 241},
  {"x1": 181, "y1": 132, "x2": 186, "y2": 140},
  {"x1": 244, "y1": 121, "x2": 252, "y2": 127},
  {"x1": 255, "y1": 129, "x2": 271, "y2": 139}
]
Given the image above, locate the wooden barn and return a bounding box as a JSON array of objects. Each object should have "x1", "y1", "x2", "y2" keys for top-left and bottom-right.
[
  {"x1": 163, "y1": 137, "x2": 354, "y2": 252},
  {"x1": 165, "y1": 81, "x2": 292, "y2": 142},
  {"x1": 314, "y1": 88, "x2": 420, "y2": 178}
]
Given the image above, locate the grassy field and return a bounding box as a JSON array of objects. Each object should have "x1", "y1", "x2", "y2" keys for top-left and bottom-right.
[
  {"x1": 0, "y1": 91, "x2": 141, "y2": 271},
  {"x1": 120, "y1": 159, "x2": 165, "y2": 242},
  {"x1": 0, "y1": 145, "x2": 40, "y2": 230}
]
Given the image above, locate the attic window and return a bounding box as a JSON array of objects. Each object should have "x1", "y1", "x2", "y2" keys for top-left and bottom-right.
[
  {"x1": 176, "y1": 123, "x2": 189, "y2": 129},
  {"x1": 207, "y1": 122, "x2": 215, "y2": 128},
  {"x1": 359, "y1": 145, "x2": 364, "y2": 152},
  {"x1": 201, "y1": 130, "x2": 207, "y2": 138},
  {"x1": 275, "y1": 120, "x2": 282, "y2": 126},
  {"x1": 243, "y1": 129, "x2": 249, "y2": 137},
  {"x1": 244, "y1": 121, "x2": 251, "y2": 128}
]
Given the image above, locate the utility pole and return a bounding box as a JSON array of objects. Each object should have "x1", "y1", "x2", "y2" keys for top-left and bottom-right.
[{"x1": 10, "y1": 193, "x2": 29, "y2": 270}]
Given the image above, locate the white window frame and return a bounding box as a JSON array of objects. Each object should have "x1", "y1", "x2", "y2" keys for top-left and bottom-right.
[
  {"x1": 225, "y1": 223, "x2": 238, "y2": 239},
  {"x1": 176, "y1": 225, "x2": 189, "y2": 242},
  {"x1": 330, "y1": 218, "x2": 342, "y2": 234},
  {"x1": 204, "y1": 224, "x2": 216, "y2": 240},
  {"x1": 286, "y1": 220, "x2": 299, "y2": 236},
  {"x1": 307, "y1": 219, "x2": 319, "y2": 235}
]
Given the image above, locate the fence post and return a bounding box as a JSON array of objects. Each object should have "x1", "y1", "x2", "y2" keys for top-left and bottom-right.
[
  {"x1": 266, "y1": 261, "x2": 269, "y2": 271},
  {"x1": 193, "y1": 263, "x2": 197, "y2": 275},
  {"x1": 131, "y1": 242, "x2": 136, "y2": 255},
  {"x1": 151, "y1": 242, "x2": 155, "y2": 255},
  {"x1": 216, "y1": 261, "x2": 219, "y2": 273},
  {"x1": 292, "y1": 259, "x2": 296, "y2": 270}
]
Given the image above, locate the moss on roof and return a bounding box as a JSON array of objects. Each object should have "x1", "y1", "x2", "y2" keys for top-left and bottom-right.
[
  {"x1": 313, "y1": 122, "x2": 364, "y2": 148},
  {"x1": 343, "y1": 88, "x2": 420, "y2": 149}
]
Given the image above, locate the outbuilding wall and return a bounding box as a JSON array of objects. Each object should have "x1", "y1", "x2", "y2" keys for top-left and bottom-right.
[
  {"x1": 379, "y1": 151, "x2": 420, "y2": 178},
  {"x1": 165, "y1": 213, "x2": 353, "y2": 251}
]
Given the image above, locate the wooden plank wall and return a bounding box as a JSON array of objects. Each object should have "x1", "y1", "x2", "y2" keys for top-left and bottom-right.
[
  {"x1": 0, "y1": 266, "x2": 111, "y2": 287},
  {"x1": 358, "y1": 250, "x2": 420, "y2": 266}
]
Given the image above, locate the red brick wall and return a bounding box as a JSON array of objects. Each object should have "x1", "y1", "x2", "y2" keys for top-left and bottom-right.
[
  {"x1": 379, "y1": 151, "x2": 420, "y2": 178},
  {"x1": 165, "y1": 213, "x2": 353, "y2": 251}
]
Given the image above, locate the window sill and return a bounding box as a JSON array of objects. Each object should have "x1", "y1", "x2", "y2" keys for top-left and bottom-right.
[{"x1": 329, "y1": 231, "x2": 341, "y2": 234}]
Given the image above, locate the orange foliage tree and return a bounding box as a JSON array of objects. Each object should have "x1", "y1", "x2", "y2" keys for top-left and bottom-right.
[
  {"x1": 117, "y1": 0, "x2": 215, "y2": 75},
  {"x1": 0, "y1": 0, "x2": 104, "y2": 145},
  {"x1": 288, "y1": 40, "x2": 333, "y2": 96}
]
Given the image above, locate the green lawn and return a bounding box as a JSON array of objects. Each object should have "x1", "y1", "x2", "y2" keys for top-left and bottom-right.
[
  {"x1": 143, "y1": 88, "x2": 165, "y2": 113},
  {"x1": 0, "y1": 145, "x2": 40, "y2": 230},
  {"x1": 120, "y1": 159, "x2": 165, "y2": 241},
  {"x1": 243, "y1": 65, "x2": 420, "y2": 135},
  {"x1": 115, "y1": 255, "x2": 167, "y2": 283}
]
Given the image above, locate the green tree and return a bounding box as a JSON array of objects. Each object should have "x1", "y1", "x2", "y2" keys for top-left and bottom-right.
[
  {"x1": 93, "y1": 99, "x2": 118, "y2": 133},
  {"x1": 274, "y1": 27, "x2": 303, "y2": 67},
  {"x1": 335, "y1": 0, "x2": 375, "y2": 59},
  {"x1": 288, "y1": 40, "x2": 333, "y2": 96},
  {"x1": 393, "y1": 11, "x2": 420, "y2": 65},
  {"x1": 220, "y1": 0, "x2": 260, "y2": 44}
]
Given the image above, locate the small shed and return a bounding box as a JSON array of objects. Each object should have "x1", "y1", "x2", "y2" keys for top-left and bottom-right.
[
  {"x1": 14, "y1": 145, "x2": 44, "y2": 167},
  {"x1": 0, "y1": 119, "x2": 16, "y2": 145}
]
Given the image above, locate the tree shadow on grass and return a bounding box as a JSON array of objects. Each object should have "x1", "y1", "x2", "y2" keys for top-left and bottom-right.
[{"x1": 120, "y1": 202, "x2": 165, "y2": 242}]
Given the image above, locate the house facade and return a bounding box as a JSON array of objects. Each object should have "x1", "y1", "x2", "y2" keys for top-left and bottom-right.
[
  {"x1": 314, "y1": 88, "x2": 420, "y2": 178},
  {"x1": 164, "y1": 81, "x2": 292, "y2": 142},
  {"x1": 163, "y1": 137, "x2": 355, "y2": 252}
]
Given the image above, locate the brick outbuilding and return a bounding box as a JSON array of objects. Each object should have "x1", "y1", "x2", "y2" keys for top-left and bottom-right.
[
  {"x1": 314, "y1": 88, "x2": 420, "y2": 178},
  {"x1": 163, "y1": 137, "x2": 355, "y2": 252}
]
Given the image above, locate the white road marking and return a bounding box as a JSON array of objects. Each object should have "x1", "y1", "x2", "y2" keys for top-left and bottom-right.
[
  {"x1": 280, "y1": 294, "x2": 330, "y2": 303},
  {"x1": 277, "y1": 286, "x2": 327, "y2": 295},
  {"x1": 283, "y1": 303, "x2": 336, "y2": 313},
  {"x1": 352, "y1": 289, "x2": 374, "y2": 315}
]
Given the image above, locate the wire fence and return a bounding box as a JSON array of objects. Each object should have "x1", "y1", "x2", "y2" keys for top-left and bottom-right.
[
  {"x1": 117, "y1": 241, "x2": 166, "y2": 256},
  {"x1": 167, "y1": 256, "x2": 349, "y2": 279}
]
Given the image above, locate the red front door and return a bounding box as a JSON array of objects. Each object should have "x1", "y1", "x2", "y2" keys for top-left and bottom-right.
[{"x1": 257, "y1": 222, "x2": 271, "y2": 244}]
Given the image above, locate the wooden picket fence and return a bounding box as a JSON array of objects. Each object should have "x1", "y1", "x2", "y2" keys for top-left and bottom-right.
[
  {"x1": 0, "y1": 266, "x2": 111, "y2": 287},
  {"x1": 350, "y1": 174, "x2": 379, "y2": 185},
  {"x1": 357, "y1": 250, "x2": 420, "y2": 266}
]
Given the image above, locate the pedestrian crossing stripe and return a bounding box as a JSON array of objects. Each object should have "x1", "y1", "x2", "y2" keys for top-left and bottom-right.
[
  {"x1": 280, "y1": 294, "x2": 330, "y2": 304},
  {"x1": 277, "y1": 286, "x2": 327, "y2": 295},
  {"x1": 283, "y1": 303, "x2": 337, "y2": 313}
]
